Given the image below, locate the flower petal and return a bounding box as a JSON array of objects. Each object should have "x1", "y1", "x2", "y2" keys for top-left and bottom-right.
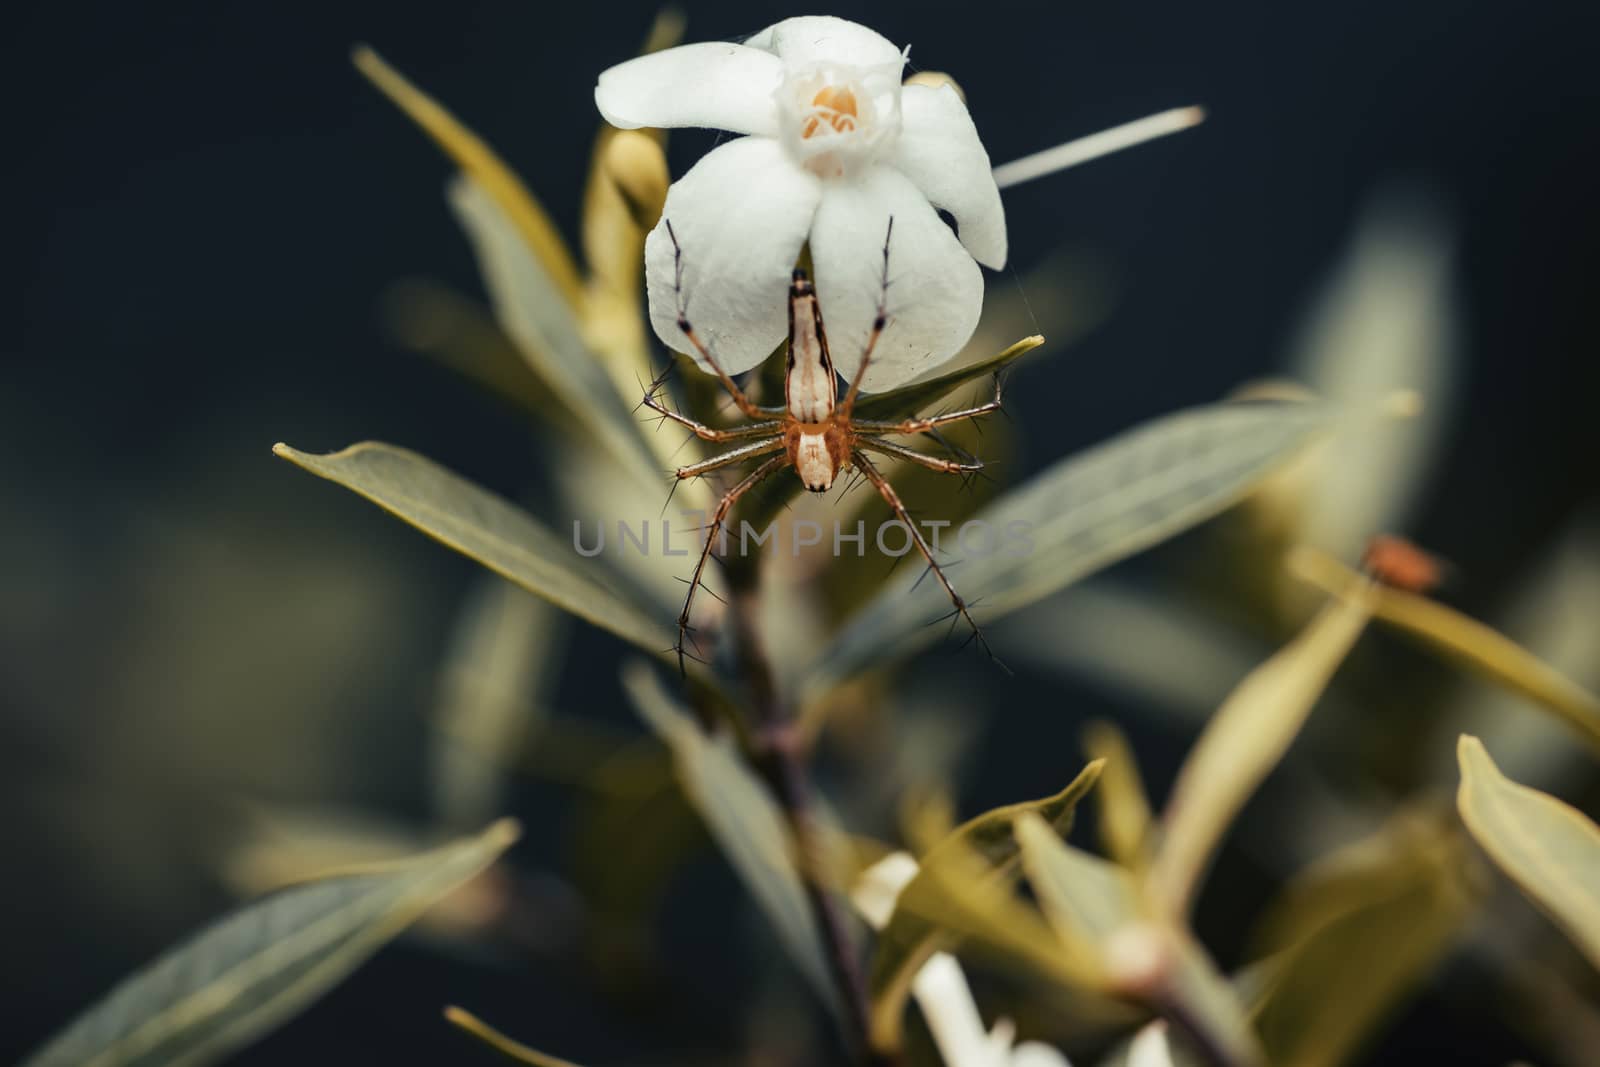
[
  {"x1": 810, "y1": 167, "x2": 983, "y2": 393},
  {"x1": 895, "y1": 83, "x2": 1008, "y2": 269},
  {"x1": 595, "y1": 43, "x2": 784, "y2": 136},
  {"x1": 644, "y1": 137, "x2": 822, "y2": 376},
  {"x1": 1012, "y1": 1042, "x2": 1075, "y2": 1067},
  {"x1": 745, "y1": 16, "x2": 905, "y2": 71}
]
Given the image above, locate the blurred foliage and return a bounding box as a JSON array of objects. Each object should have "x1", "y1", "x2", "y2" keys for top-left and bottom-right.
[{"x1": 16, "y1": 16, "x2": 1600, "y2": 1067}]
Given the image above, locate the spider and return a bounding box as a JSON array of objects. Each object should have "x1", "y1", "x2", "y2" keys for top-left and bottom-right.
[{"x1": 643, "y1": 219, "x2": 1005, "y2": 674}]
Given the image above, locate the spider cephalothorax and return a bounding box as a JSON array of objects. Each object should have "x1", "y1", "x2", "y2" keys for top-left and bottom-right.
[{"x1": 643, "y1": 220, "x2": 1003, "y2": 672}]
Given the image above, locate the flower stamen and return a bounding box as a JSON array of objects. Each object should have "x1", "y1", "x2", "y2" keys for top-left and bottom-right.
[{"x1": 802, "y1": 84, "x2": 860, "y2": 139}]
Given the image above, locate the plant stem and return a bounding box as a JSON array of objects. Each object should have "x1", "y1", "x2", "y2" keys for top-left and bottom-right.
[{"x1": 722, "y1": 564, "x2": 890, "y2": 1067}]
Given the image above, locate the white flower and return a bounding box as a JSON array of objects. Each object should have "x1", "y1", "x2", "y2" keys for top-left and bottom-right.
[
  {"x1": 595, "y1": 16, "x2": 1006, "y2": 393},
  {"x1": 853, "y1": 852, "x2": 1072, "y2": 1067}
]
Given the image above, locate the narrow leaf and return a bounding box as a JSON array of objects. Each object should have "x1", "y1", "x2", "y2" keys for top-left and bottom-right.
[
  {"x1": 1016, "y1": 816, "x2": 1266, "y2": 1067},
  {"x1": 1250, "y1": 808, "x2": 1474, "y2": 1067},
  {"x1": 1083, "y1": 720, "x2": 1155, "y2": 872},
  {"x1": 1457, "y1": 735, "x2": 1600, "y2": 968},
  {"x1": 22, "y1": 820, "x2": 519, "y2": 1067},
  {"x1": 807, "y1": 400, "x2": 1331, "y2": 698},
  {"x1": 432, "y1": 576, "x2": 565, "y2": 828},
  {"x1": 622, "y1": 662, "x2": 839, "y2": 1013},
  {"x1": 1149, "y1": 584, "x2": 1373, "y2": 920},
  {"x1": 352, "y1": 47, "x2": 583, "y2": 305},
  {"x1": 853, "y1": 335, "x2": 1044, "y2": 422},
  {"x1": 447, "y1": 176, "x2": 662, "y2": 484},
  {"x1": 274, "y1": 442, "x2": 673, "y2": 657},
  {"x1": 444, "y1": 1006, "x2": 586, "y2": 1067},
  {"x1": 1015, "y1": 811, "x2": 1141, "y2": 956},
  {"x1": 1293, "y1": 547, "x2": 1600, "y2": 755},
  {"x1": 867, "y1": 762, "x2": 1104, "y2": 1051}
]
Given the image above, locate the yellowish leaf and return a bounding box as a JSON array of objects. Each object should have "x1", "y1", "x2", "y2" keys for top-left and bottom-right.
[
  {"x1": 444, "y1": 1006, "x2": 586, "y2": 1066},
  {"x1": 1015, "y1": 811, "x2": 1141, "y2": 967},
  {"x1": 1017, "y1": 815, "x2": 1266, "y2": 1067},
  {"x1": 851, "y1": 335, "x2": 1044, "y2": 422},
  {"x1": 1149, "y1": 582, "x2": 1373, "y2": 920},
  {"x1": 1291, "y1": 547, "x2": 1600, "y2": 755},
  {"x1": 1456, "y1": 735, "x2": 1600, "y2": 969},
  {"x1": 1082, "y1": 720, "x2": 1155, "y2": 873},
  {"x1": 353, "y1": 47, "x2": 583, "y2": 306},
  {"x1": 867, "y1": 763, "x2": 1104, "y2": 1051},
  {"x1": 1250, "y1": 807, "x2": 1474, "y2": 1067}
]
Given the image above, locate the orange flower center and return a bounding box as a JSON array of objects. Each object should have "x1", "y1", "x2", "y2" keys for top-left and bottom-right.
[{"x1": 800, "y1": 85, "x2": 860, "y2": 139}]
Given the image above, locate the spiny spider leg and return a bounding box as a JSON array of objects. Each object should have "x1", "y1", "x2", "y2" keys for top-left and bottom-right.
[
  {"x1": 852, "y1": 375, "x2": 1005, "y2": 436},
  {"x1": 675, "y1": 454, "x2": 788, "y2": 674},
  {"x1": 856, "y1": 436, "x2": 984, "y2": 475},
  {"x1": 838, "y1": 218, "x2": 894, "y2": 417},
  {"x1": 640, "y1": 390, "x2": 782, "y2": 442},
  {"x1": 851, "y1": 451, "x2": 997, "y2": 662},
  {"x1": 664, "y1": 220, "x2": 765, "y2": 419},
  {"x1": 674, "y1": 436, "x2": 785, "y2": 481}
]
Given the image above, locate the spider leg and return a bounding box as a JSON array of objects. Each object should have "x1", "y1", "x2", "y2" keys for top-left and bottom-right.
[
  {"x1": 664, "y1": 220, "x2": 767, "y2": 420},
  {"x1": 851, "y1": 451, "x2": 1000, "y2": 665},
  {"x1": 640, "y1": 389, "x2": 782, "y2": 442},
  {"x1": 851, "y1": 374, "x2": 1006, "y2": 436},
  {"x1": 674, "y1": 454, "x2": 788, "y2": 675},
  {"x1": 839, "y1": 217, "x2": 894, "y2": 416},
  {"x1": 674, "y1": 436, "x2": 785, "y2": 481},
  {"x1": 856, "y1": 435, "x2": 984, "y2": 475}
]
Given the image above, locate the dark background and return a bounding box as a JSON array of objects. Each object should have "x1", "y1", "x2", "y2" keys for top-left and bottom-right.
[{"x1": 7, "y1": 1, "x2": 1599, "y2": 1064}]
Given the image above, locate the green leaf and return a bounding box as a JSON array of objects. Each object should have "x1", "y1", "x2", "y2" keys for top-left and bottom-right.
[
  {"x1": 446, "y1": 176, "x2": 662, "y2": 485},
  {"x1": 1250, "y1": 807, "x2": 1474, "y2": 1067},
  {"x1": 867, "y1": 762, "x2": 1103, "y2": 1051},
  {"x1": 1292, "y1": 547, "x2": 1600, "y2": 756},
  {"x1": 852, "y1": 335, "x2": 1044, "y2": 422},
  {"x1": 1016, "y1": 815, "x2": 1267, "y2": 1067},
  {"x1": 22, "y1": 820, "x2": 519, "y2": 1067},
  {"x1": 621, "y1": 662, "x2": 840, "y2": 1014},
  {"x1": 805, "y1": 400, "x2": 1331, "y2": 699},
  {"x1": 1456, "y1": 735, "x2": 1600, "y2": 969},
  {"x1": 432, "y1": 576, "x2": 564, "y2": 829},
  {"x1": 1148, "y1": 584, "x2": 1373, "y2": 920},
  {"x1": 274, "y1": 441, "x2": 674, "y2": 659},
  {"x1": 1015, "y1": 810, "x2": 1141, "y2": 956}
]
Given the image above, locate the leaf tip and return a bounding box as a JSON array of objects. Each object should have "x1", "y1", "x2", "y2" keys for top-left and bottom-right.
[
  {"x1": 484, "y1": 817, "x2": 523, "y2": 850},
  {"x1": 350, "y1": 43, "x2": 390, "y2": 83},
  {"x1": 1456, "y1": 734, "x2": 1494, "y2": 789}
]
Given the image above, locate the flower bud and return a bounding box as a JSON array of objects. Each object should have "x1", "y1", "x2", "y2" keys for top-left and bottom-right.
[
  {"x1": 904, "y1": 70, "x2": 965, "y2": 104},
  {"x1": 602, "y1": 130, "x2": 669, "y2": 231}
]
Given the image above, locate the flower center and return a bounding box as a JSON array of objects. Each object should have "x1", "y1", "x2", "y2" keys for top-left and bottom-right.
[
  {"x1": 801, "y1": 85, "x2": 860, "y2": 139},
  {"x1": 777, "y1": 64, "x2": 902, "y2": 179}
]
